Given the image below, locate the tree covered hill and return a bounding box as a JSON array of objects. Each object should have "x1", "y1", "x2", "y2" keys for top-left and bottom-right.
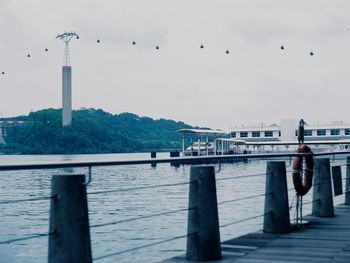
[{"x1": 2, "y1": 108, "x2": 196, "y2": 154}]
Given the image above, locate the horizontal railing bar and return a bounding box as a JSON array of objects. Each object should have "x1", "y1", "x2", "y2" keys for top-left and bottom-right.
[
  {"x1": 0, "y1": 232, "x2": 51, "y2": 245},
  {"x1": 216, "y1": 172, "x2": 267, "y2": 182},
  {"x1": 90, "y1": 207, "x2": 194, "y2": 229},
  {"x1": 288, "y1": 182, "x2": 320, "y2": 193},
  {"x1": 0, "y1": 151, "x2": 348, "y2": 171},
  {"x1": 286, "y1": 168, "x2": 313, "y2": 173},
  {"x1": 88, "y1": 181, "x2": 192, "y2": 195},
  {"x1": 93, "y1": 232, "x2": 195, "y2": 261},
  {"x1": 331, "y1": 163, "x2": 350, "y2": 167},
  {"x1": 0, "y1": 196, "x2": 52, "y2": 204},
  {"x1": 218, "y1": 192, "x2": 270, "y2": 205},
  {"x1": 220, "y1": 212, "x2": 271, "y2": 228},
  {"x1": 303, "y1": 199, "x2": 320, "y2": 205}
]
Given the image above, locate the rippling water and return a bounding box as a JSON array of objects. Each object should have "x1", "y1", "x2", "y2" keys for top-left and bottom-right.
[{"x1": 0, "y1": 153, "x2": 346, "y2": 263}]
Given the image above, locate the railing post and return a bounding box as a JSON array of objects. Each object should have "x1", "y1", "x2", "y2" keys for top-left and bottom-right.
[
  {"x1": 186, "y1": 165, "x2": 221, "y2": 261},
  {"x1": 48, "y1": 174, "x2": 92, "y2": 263},
  {"x1": 312, "y1": 158, "x2": 334, "y2": 217},
  {"x1": 263, "y1": 161, "x2": 290, "y2": 233},
  {"x1": 345, "y1": 156, "x2": 350, "y2": 205}
]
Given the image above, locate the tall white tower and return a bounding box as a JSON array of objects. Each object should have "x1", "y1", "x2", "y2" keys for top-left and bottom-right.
[
  {"x1": 62, "y1": 65, "x2": 72, "y2": 127},
  {"x1": 56, "y1": 32, "x2": 79, "y2": 127}
]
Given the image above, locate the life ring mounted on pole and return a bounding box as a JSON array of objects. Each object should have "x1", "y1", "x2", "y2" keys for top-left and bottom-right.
[
  {"x1": 293, "y1": 119, "x2": 314, "y2": 196},
  {"x1": 292, "y1": 144, "x2": 314, "y2": 196}
]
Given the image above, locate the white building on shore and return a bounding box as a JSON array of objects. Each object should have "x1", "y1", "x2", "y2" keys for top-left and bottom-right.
[{"x1": 179, "y1": 119, "x2": 350, "y2": 155}]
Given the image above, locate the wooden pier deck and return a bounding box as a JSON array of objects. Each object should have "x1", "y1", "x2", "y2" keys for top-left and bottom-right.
[{"x1": 162, "y1": 204, "x2": 350, "y2": 263}]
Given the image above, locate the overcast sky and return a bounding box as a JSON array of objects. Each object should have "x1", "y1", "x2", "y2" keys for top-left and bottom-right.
[{"x1": 0, "y1": 0, "x2": 350, "y2": 129}]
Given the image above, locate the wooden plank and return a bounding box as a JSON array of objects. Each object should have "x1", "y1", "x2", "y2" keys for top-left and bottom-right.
[
  {"x1": 161, "y1": 204, "x2": 350, "y2": 263},
  {"x1": 236, "y1": 253, "x2": 332, "y2": 263},
  {"x1": 267, "y1": 238, "x2": 349, "y2": 249}
]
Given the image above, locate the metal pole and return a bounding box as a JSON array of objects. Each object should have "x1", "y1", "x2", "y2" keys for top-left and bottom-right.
[
  {"x1": 197, "y1": 136, "x2": 200, "y2": 156},
  {"x1": 213, "y1": 139, "x2": 217, "y2": 155},
  {"x1": 182, "y1": 135, "x2": 185, "y2": 156},
  {"x1": 206, "y1": 135, "x2": 209, "y2": 156}
]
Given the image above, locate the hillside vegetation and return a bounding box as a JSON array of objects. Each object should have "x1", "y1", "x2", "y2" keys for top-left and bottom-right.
[{"x1": 3, "y1": 108, "x2": 194, "y2": 154}]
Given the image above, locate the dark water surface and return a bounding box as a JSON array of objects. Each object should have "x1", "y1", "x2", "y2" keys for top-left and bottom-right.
[{"x1": 0, "y1": 153, "x2": 345, "y2": 263}]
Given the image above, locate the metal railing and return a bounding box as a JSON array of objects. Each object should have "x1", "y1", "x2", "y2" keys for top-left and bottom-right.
[
  {"x1": 0, "y1": 150, "x2": 346, "y2": 171},
  {"x1": 0, "y1": 150, "x2": 349, "y2": 262}
]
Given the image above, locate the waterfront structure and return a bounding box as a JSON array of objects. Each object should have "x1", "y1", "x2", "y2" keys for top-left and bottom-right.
[
  {"x1": 221, "y1": 119, "x2": 350, "y2": 153},
  {"x1": 0, "y1": 121, "x2": 25, "y2": 142},
  {"x1": 229, "y1": 119, "x2": 350, "y2": 142},
  {"x1": 177, "y1": 129, "x2": 228, "y2": 156},
  {"x1": 1, "y1": 153, "x2": 349, "y2": 262},
  {"x1": 56, "y1": 32, "x2": 79, "y2": 127},
  {"x1": 0, "y1": 134, "x2": 5, "y2": 145},
  {"x1": 0, "y1": 121, "x2": 24, "y2": 152},
  {"x1": 179, "y1": 119, "x2": 350, "y2": 155}
]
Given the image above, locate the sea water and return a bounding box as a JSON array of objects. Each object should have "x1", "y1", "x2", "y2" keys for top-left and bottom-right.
[{"x1": 0, "y1": 153, "x2": 345, "y2": 263}]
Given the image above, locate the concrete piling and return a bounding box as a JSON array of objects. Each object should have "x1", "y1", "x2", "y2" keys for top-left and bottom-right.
[
  {"x1": 48, "y1": 174, "x2": 92, "y2": 263},
  {"x1": 170, "y1": 151, "x2": 180, "y2": 167},
  {"x1": 186, "y1": 166, "x2": 221, "y2": 261},
  {"x1": 151, "y1": 151, "x2": 157, "y2": 167},
  {"x1": 312, "y1": 158, "x2": 334, "y2": 217},
  {"x1": 170, "y1": 151, "x2": 180, "y2": 158},
  {"x1": 331, "y1": 166, "x2": 343, "y2": 196},
  {"x1": 345, "y1": 156, "x2": 350, "y2": 205},
  {"x1": 263, "y1": 161, "x2": 290, "y2": 233}
]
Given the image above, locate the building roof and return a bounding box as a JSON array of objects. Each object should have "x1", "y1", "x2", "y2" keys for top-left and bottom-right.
[
  {"x1": 177, "y1": 128, "x2": 228, "y2": 136},
  {"x1": 230, "y1": 123, "x2": 350, "y2": 132},
  {"x1": 305, "y1": 124, "x2": 350, "y2": 130},
  {"x1": 0, "y1": 121, "x2": 25, "y2": 125},
  {"x1": 215, "y1": 138, "x2": 350, "y2": 146},
  {"x1": 230, "y1": 126, "x2": 280, "y2": 132}
]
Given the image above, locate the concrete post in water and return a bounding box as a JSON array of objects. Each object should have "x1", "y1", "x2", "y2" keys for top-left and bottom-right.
[
  {"x1": 186, "y1": 166, "x2": 221, "y2": 261},
  {"x1": 312, "y1": 158, "x2": 334, "y2": 217},
  {"x1": 48, "y1": 174, "x2": 92, "y2": 263},
  {"x1": 170, "y1": 151, "x2": 180, "y2": 167},
  {"x1": 345, "y1": 156, "x2": 350, "y2": 205},
  {"x1": 263, "y1": 161, "x2": 290, "y2": 233},
  {"x1": 151, "y1": 151, "x2": 157, "y2": 167},
  {"x1": 170, "y1": 151, "x2": 180, "y2": 158}
]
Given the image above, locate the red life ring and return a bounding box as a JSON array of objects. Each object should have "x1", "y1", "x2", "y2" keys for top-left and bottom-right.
[{"x1": 292, "y1": 145, "x2": 314, "y2": 196}]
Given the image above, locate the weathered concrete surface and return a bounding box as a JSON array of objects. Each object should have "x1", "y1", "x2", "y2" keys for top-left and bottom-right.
[
  {"x1": 62, "y1": 66, "x2": 72, "y2": 127},
  {"x1": 345, "y1": 157, "x2": 350, "y2": 205},
  {"x1": 48, "y1": 174, "x2": 92, "y2": 263},
  {"x1": 186, "y1": 166, "x2": 221, "y2": 260},
  {"x1": 312, "y1": 158, "x2": 334, "y2": 217},
  {"x1": 263, "y1": 161, "x2": 290, "y2": 233},
  {"x1": 161, "y1": 204, "x2": 350, "y2": 262}
]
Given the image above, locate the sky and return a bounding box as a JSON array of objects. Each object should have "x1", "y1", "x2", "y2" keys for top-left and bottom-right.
[{"x1": 1, "y1": 0, "x2": 350, "y2": 130}]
